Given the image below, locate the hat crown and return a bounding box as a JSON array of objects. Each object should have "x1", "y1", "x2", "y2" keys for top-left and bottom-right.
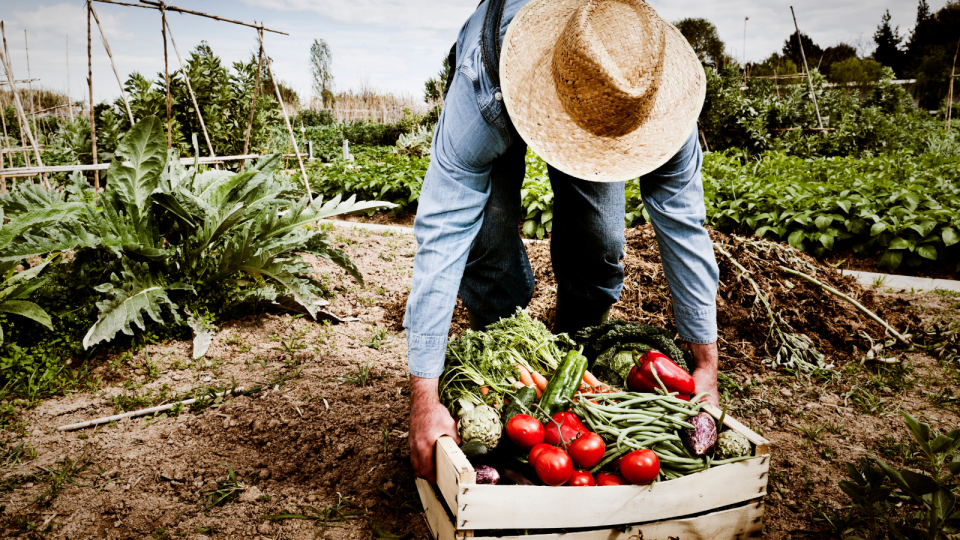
[{"x1": 551, "y1": 0, "x2": 665, "y2": 137}]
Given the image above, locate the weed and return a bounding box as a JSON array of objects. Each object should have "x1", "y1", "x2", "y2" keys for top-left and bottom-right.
[
  {"x1": 378, "y1": 252, "x2": 395, "y2": 262},
  {"x1": 1, "y1": 439, "x2": 36, "y2": 467},
  {"x1": 844, "y1": 387, "x2": 885, "y2": 414},
  {"x1": 224, "y1": 334, "x2": 252, "y2": 353},
  {"x1": 202, "y1": 465, "x2": 245, "y2": 510},
  {"x1": 364, "y1": 325, "x2": 390, "y2": 350},
  {"x1": 343, "y1": 359, "x2": 380, "y2": 387},
  {"x1": 792, "y1": 421, "x2": 826, "y2": 443},
  {"x1": 262, "y1": 494, "x2": 365, "y2": 536},
  {"x1": 33, "y1": 450, "x2": 93, "y2": 506}
]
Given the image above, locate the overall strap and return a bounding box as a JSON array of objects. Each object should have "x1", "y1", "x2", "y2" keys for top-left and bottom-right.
[{"x1": 481, "y1": 0, "x2": 509, "y2": 89}]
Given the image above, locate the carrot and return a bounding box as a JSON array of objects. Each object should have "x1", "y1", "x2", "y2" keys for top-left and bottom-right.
[
  {"x1": 582, "y1": 370, "x2": 603, "y2": 388},
  {"x1": 530, "y1": 370, "x2": 549, "y2": 392},
  {"x1": 480, "y1": 386, "x2": 490, "y2": 396},
  {"x1": 515, "y1": 364, "x2": 535, "y2": 387},
  {"x1": 513, "y1": 380, "x2": 526, "y2": 389}
]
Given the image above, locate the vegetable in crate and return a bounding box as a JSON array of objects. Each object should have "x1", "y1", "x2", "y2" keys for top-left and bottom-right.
[
  {"x1": 681, "y1": 411, "x2": 717, "y2": 457},
  {"x1": 620, "y1": 449, "x2": 660, "y2": 485},
  {"x1": 595, "y1": 472, "x2": 627, "y2": 486},
  {"x1": 475, "y1": 465, "x2": 500, "y2": 485},
  {"x1": 539, "y1": 349, "x2": 588, "y2": 417},
  {"x1": 501, "y1": 385, "x2": 538, "y2": 424},
  {"x1": 568, "y1": 432, "x2": 605, "y2": 469},
  {"x1": 565, "y1": 470, "x2": 596, "y2": 486},
  {"x1": 535, "y1": 447, "x2": 574, "y2": 486},
  {"x1": 575, "y1": 320, "x2": 691, "y2": 386},
  {"x1": 543, "y1": 412, "x2": 589, "y2": 448},
  {"x1": 716, "y1": 430, "x2": 752, "y2": 459},
  {"x1": 627, "y1": 351, "x2": 695, "y2": 398},
  {"x1": 459, "y1": 404, "x2": 502, "y2": 449},
  {"x1": 505, "y1": 414, "x2": 545, "y2": 450}
]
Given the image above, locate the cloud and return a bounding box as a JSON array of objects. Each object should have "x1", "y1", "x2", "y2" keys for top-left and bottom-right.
[
  {"x1": 237, "y1": 0, "x2": 477, "y2": 32},
  {"x1": 9, "y1": 3, "x2": 134, "y2": 42}
]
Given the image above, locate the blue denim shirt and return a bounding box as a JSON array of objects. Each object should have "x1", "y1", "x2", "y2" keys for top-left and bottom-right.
[{"x1": 403, "y1": 0, "x2": 719, "y2": 378}]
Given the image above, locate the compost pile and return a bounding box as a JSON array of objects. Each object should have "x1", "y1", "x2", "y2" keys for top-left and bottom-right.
[{"x1": 388, "y1": 225, "x2": 918, "y2": 370}]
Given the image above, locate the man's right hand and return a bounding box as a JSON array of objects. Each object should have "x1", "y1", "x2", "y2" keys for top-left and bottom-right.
[{"x1": 409, "y1": 375, "x2": 460, "y2": 483}]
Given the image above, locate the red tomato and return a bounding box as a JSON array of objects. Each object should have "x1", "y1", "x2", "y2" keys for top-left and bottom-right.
[
  {"x1": 595, "y1": 472, "x2": 627, "y2": 486},
  {"x1": 534, "y1": 447, "x2": 574, "y2": 486},
  {"x1": 505, "y1": 414, "x2": 545, "y2": 450},
  {"x1": 620, "y1": 449, "x2": 660, "y2": 485},
  {"x1": 568, "y1": 432, "x2": 605, "y2": 469},
  {"x1": 609, "y1": 456, "x2": 623, "y2": 472},
  {"x1": 564, "y1": 470, "x2": 595, "y2": 486},
  {"x1": 543, "y1": 412, "x2": 589, "y2": 448},
  {"x1": 528, "y1": 443, "x2": 552, "y2": 466}
]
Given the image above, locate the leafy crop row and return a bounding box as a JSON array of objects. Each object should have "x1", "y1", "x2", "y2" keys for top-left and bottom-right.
[{"x1": 520, "y1": 150, "x2": 959, "y2": 271}]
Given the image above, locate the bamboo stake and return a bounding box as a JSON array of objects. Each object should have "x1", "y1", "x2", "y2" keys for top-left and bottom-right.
[
  {"x1": 163, "y1": 17, "x2": 215, "y2": 159},
  {"x1": 1, "y1": 25, "x2": 31, "y2": 171},
  {"x1": 946, "y1": 38, "x2": 959, "y2": 130},
  {"x1": 0, "y1": 24, "x2": 46, "y2": 187},
  {"x1": 0, "y1": 90, "x2": 9, "y2": 169},
  {"x1": 778, "y1": 265, "x2": 911, "y2": 345},
  {"x1": 161, "y1": 3, "x2": 171, "y2": 149},
  {"x1": 57, "y1": 387, "x2": 246, "y2": 431},
  {"x1": 240, "y1": 27, "x2": 264, "y2": 173},
  {"x1": 67, "y1": 34, "x2": 74, "y2": 121},
  {"x1": 90, "y1": 4, "x2": 134, "y2": 125},
  {"x1": 263, "y1": 42, "x2": 311, "y2": 199},
  {"x1": 24, "y1": 31, "x2": 35, "y2": 118},
  {"x1": 790, "y1": 6, "x2": 824, "y2": 130},
  {"x1": 87, "y1": 2, "x2": 99, "y2": 190}
]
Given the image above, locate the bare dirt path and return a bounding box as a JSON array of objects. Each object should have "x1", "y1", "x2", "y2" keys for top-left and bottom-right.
[{"x1": 2, "y1": 225, "x2": 958, "y2": 539}]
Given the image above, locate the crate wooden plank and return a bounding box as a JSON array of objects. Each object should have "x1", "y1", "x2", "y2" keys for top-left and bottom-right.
[
  {"x1": 435, "y1": 436, "x2": 475, "y2": 511},
  {"x1": 417, "y1": 478, "x2": 457, "y2": 540},
  {"x1": 455, "y1": 456, "x2": 768, "y2": 530},
  {"x1": 702, "y1": 403, "x2": 771, "y2": 455},
  {"x1": 491, "y1": 499, "x2": 764, "y2": 540}
]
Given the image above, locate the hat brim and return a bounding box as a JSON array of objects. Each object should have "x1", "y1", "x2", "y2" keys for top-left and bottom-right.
[{"x1": 500, "y1": 0, "x2": 706, "y2": 182}]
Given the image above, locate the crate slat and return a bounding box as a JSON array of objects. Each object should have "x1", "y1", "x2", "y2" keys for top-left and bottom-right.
[
  {"x1": 436, "y1": 436, "x2": 474, "y2": 510},
  {"x1": 453, "y1": 455, "x2": 768, "y2": 530},
  {"x1": 418, "y1": 478, "x2": 764, "y2": 540}
]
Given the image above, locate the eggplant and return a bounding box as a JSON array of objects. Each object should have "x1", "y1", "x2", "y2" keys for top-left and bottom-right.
[
  {"x1": 475, "y1": 465, "x2": 500, "y2": 485},
  {"x1": 681, "y1": 411, "x2": 717, "y2": 456}
]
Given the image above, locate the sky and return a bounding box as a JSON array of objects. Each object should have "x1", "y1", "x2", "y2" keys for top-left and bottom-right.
[{"x1": 0, "y1": 0, "x2": 949, "y2": 105}]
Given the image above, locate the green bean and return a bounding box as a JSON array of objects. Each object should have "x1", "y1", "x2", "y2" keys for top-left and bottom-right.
[{"x1": 711, "y1": 455, "x2": 755, "y2": 466}]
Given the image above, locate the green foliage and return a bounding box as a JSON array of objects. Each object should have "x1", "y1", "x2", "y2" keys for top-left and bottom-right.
[
  {"x1": 306, "y1": 146, "x2": 427, "y2": 215},
  {"x1": 832, "y1": 411, "x2": 960, "y2": 539},
  {"x1": 297, "y1": 111, "x2": 430, "y2": 162},
  {"x1": 702, "y1": 151, "x2": 960, "y2": 271},
  {"x1": 0, "y1": 258, "x2": 55, "y2": 344},
  {"x1": 520, "y1": 149, "x2": 553, "y2": 239},
  {"x1": 0, "y1": 115, "x2": 392, "y2": 352}
]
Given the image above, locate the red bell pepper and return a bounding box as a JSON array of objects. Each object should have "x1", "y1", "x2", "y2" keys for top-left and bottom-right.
[{"x1": 627, "y1": 351, "x2": 695, "y2": 398}]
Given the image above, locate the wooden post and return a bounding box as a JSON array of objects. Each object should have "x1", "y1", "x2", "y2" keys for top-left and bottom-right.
[
  {"x1": 25, "y1": 31, "x2": 35, "y2": 119},
  {"x1": 240, "y1": 27, "x2": 264, "y2": 173},
  {"x1": 161, "y1": 2, "x2": 172, "y2": 148},
  {"x1": 0, "y1": 91, "x2": 10, "y2": 170},
  {"x1": 87, "y1": 1, "x2": 100, "y2": 189},
  {"x1": 263, "y1": 42, "x2": 311, "y2": 199},
  {"x1": 163, "y1": 17, "x2": 215, "y2": 159},
  {"x1": 790, "y1": 6, "x2": 824, "y2": 130},
  {"x1": 946, "y1": 38, "x2": 959, "y2": 131},
  {"x1": 0, "y1": 24, "x2": 47, "y2": 187},
  {"x1": 1, "y1": 24, "x2": 31, "y2": 170},
  {"x1": 90, "y1": 4, "x2": 134, "y2": 125},
  {"x1": 67, "y1": 34, "x2": 74, "y2": 121}
]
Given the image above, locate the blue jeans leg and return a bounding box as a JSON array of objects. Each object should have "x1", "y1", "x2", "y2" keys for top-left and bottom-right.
[
  {"x1": 458, "y1": 139, "x2": 533, "y2": 327},
  {"x1": 549, "y1": 165, "x2": 626, "y2": 333}
]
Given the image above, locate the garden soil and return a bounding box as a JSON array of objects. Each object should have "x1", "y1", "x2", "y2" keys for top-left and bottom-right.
[{"x1": 2, "y1": 224, "x2": 958, "y2": 540}]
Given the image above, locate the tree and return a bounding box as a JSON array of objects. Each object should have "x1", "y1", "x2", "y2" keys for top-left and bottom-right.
[
  {"x1": 423, "y1": 54, "x2": 451, "y2": 104},
  {"x1": 309, "y1": 38, "x2": 335, "y2": 108},
  {"x1": 828, "y1": 57, "x2": 884, "y2": 92},
  {"x1": 872, "y1": 10, "x2": 907, "y2": 76},
  {"x1": 674, "y1": 18, "x2": 726, "y2": 68},
  {"x1": 821, "y1": 43, "x2": 858, "y2": 69},
  {"x1": 782, "y1": 32, "x2": 823, "y2": 71}
]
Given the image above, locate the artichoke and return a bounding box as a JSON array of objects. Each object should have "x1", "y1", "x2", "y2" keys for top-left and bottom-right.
[
  {"x1": 716, "y1": 430, "x2": 752, "y2": 459},
  {"x1": 458, "y1": 404, "x2": 502, "y2": 449}
]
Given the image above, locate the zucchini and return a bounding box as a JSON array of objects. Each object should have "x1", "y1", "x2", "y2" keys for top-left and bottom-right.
[{"x1": 501, "y1": 385, "x2": 538, "y2": 424}]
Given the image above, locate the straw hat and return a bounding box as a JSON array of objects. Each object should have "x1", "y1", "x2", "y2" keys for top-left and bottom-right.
[{"x1": 500, "y1": 0, "x2": 705, "y2": 182}]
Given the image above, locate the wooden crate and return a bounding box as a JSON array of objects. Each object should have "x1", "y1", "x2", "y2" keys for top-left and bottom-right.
[{"x1": 417, "y1": 404, "x2": 770, "y2": 540}]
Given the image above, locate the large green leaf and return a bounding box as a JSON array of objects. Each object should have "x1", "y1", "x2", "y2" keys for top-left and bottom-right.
[
  {"x1": 105, "y1": 116, "x2": 166, "y2": 218},
  {"x1": 878, "y1": 250, "x2": 903, "y2": 271},
  {"x1": 238, "y1": 260, "x2": 320, "y2": 319},
  {"x1": 82, "y1": 260, "x2": 180, "y2": 349},
  {"x1": 0, "y1": 203, "x2": 88, "y2": 252},
  {"x1": 944, "y1": 227, "x2": 959, "y2": 247},
  {"x1": 0, "y1": 300, "x2": 53, "y2": 330},
  {"x1": 917, "y1": 244, "x2": 938, "y2": 261}
]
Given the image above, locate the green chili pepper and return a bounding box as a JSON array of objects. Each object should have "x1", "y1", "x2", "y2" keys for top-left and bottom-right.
[{"x1": 538, "y1": 349, "x2": 588, "y2": 417}]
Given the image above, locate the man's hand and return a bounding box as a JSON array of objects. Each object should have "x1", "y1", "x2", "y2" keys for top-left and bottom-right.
[
  {"x1": 689, "y1": 342, "x2": 720, "y2": 408},
  {"x1": 409, "y1": 375, "x2": 460, "y2": 483}
]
